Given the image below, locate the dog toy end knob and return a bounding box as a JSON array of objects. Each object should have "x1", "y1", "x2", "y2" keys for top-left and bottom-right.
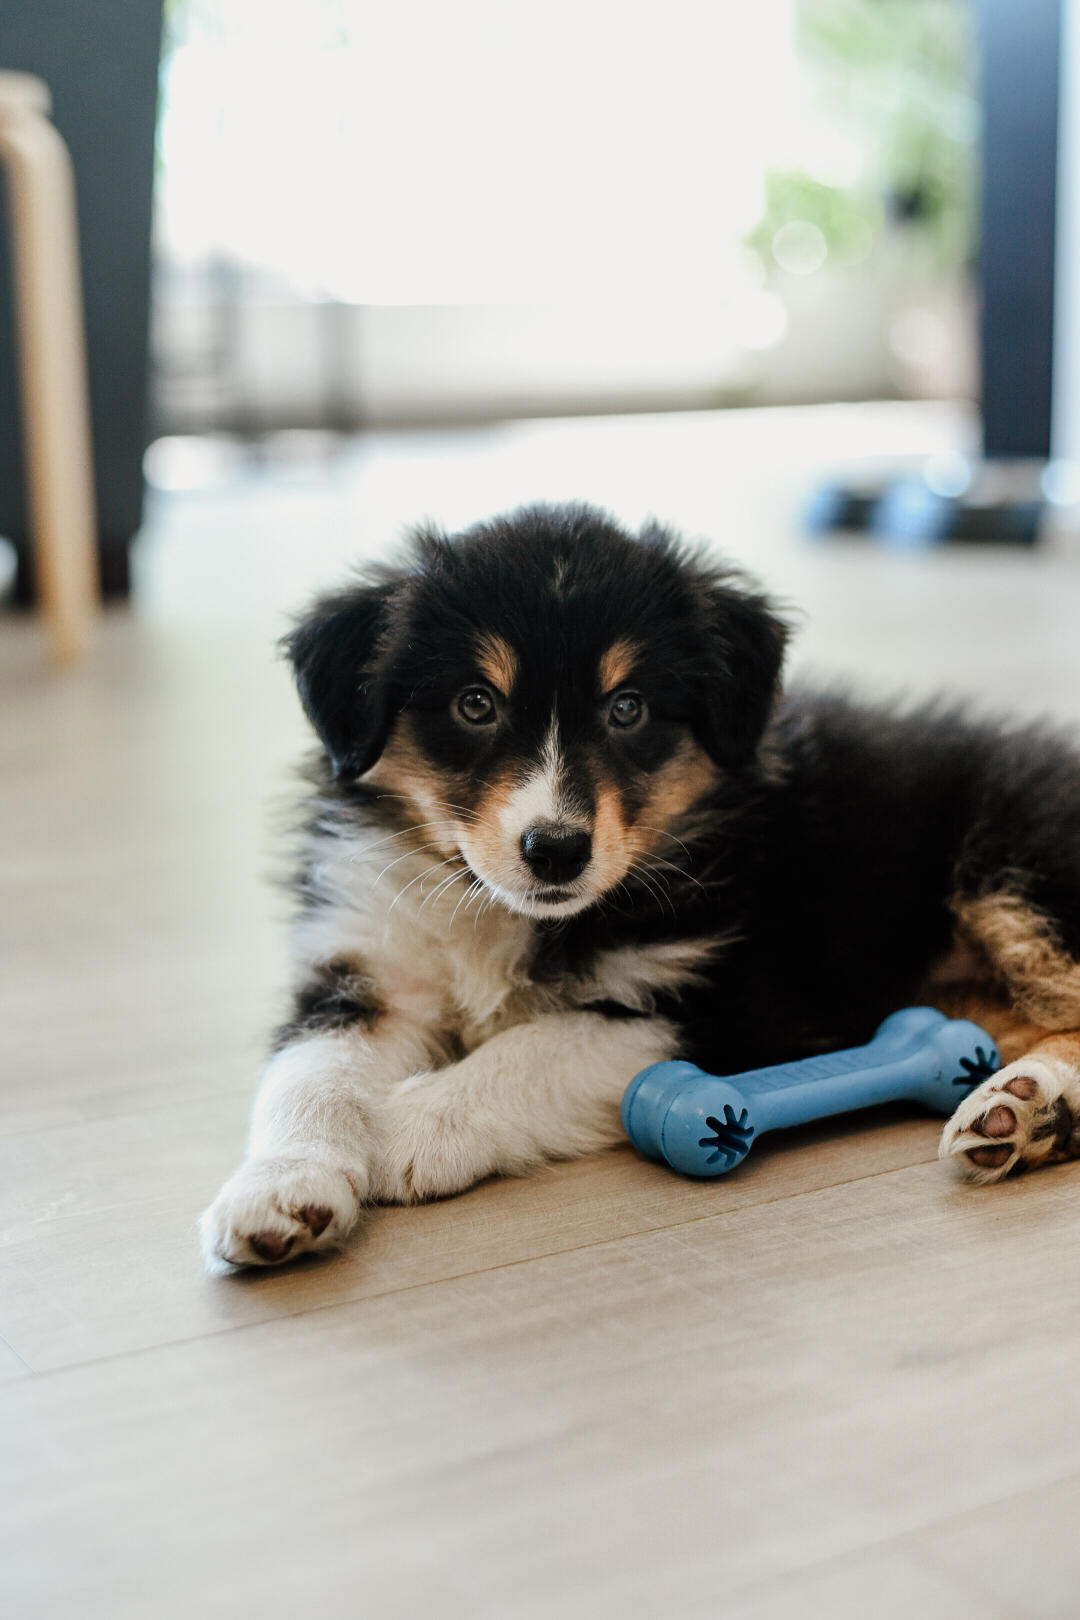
[{"x1": 622, "y1": 1061, "x2": 755, "y2": 1177}]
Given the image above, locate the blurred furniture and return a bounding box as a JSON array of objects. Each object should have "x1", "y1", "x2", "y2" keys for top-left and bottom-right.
[
  {"x1": 0, "y1": 70, "x2": 97, "y2": 660},
  {"x1": 0, "y1": 0, "x2": 161, "y2": 607}
]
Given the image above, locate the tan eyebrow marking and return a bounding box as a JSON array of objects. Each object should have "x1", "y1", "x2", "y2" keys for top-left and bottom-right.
[
  {"x1": 474, "y1": 634, "x2": 518, "y2": 695},
  {"x1": 598, "y1": 638, "x2": 640, "y2": 693}
]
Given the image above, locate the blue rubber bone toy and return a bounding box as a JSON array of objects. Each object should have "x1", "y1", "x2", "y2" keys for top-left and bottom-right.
[{"x1": 621, "y1": 1006, "x2": 999, "y2": 1178}]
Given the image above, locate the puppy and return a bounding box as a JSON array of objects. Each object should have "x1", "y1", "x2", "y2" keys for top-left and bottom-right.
[{"x1": 200, "y1": 503, "x2": 1080, "y2": 1272}]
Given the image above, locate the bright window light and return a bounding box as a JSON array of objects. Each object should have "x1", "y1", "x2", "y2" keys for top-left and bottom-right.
[{"x1": 156, "y1": 0, "x2": 800, "y2": 304}]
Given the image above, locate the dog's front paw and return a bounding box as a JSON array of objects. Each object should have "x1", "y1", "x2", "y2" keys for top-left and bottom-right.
[
  {"x1": 199, "y1": 1154, "x2": 365, "y2": 1274},
  {"x1": 939, "y1": 1056, "x2": 1080, "y2": 1183},
  {"x1": 373, "y1": 1084, "x2": 502, "y2": 1204}
]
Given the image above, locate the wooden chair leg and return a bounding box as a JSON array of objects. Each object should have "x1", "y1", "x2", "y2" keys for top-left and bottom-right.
[{"x1": 0, "y1": 72, "x2": 99, "y2": 663}]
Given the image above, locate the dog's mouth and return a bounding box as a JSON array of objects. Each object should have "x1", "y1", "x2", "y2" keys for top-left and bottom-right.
[
  {"x1": 497, "y1": 881, "x2": 596, "y2": 918},
  {"x1": 523, "y1": 880, "x2": 589, "y2": 912},
  {"x1": 452, "y1": 819, "x2": 610, "y2": 920},
  {"x1": 458, "y1": 859, "x2": 598, "y2": 919}
]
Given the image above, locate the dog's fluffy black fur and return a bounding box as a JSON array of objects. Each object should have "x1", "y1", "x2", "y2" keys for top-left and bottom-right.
[{"x1": 289, "y1": 502, "x2": 1080, "y2": 1070}]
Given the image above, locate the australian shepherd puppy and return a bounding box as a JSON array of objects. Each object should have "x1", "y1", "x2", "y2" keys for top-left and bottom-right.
[{"x1": 200, "y1": 503, "x2": 1080, "y2": 1272}]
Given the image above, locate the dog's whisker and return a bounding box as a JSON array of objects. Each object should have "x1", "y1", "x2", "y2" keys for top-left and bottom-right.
[
  {"x1": 637, "y1": 854, "x2": 709, "y2": 898},
  {"x1": 386, "y1": 856, "x2": 463, "y2": 916},
  {"x1": 435, "y1": 802, "x2": 486, "y2": 822},
  {"x1": 460, "y1": 879, "x2": 482, "y2": 931},
  {"x1": 635, "y1": 846, "x2": 690, "y2": 875},
  {"x1": 373, "y1": 841, "x2": 452, "y2": 886},
  {"x1": 629, "y1": 863, "x2": 676, "y2": 919},
  {"x1": 449, "y1": 876, "x2": 485, "y2": 931},
  {"x1": 353, "y1": 821, "x2": 461, "y2": 858},
  {"x1": 447, "y1": 877, "x2": 474, "y2": 927},
  {"x1": 609, "y1": 877, "x2": 637, "y2": 914},
  {"x1": 419, "y1": 865, "x2": 466, "y2": 905},
  {"x1": 373, "y1": 792, "x2": 483, "y2": 827},
  {"x1": 622, "y1": 831, "x2": 707, "y2": 904},
  {"x1": 420, "y1": 869, "x2": 469, "y2": 915},
  {"x1": 472, "y1": 882, "x2": 496, "y2": 931},
  {"x1": 637, "y1": 823, "x2": 694, "y2": 857}
]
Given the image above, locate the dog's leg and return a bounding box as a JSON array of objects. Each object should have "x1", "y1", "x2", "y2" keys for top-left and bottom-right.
[
  {"x1": 372, "y1": 1012, "x2": 678, "y2": 1203},
  {"x1": 933, "y1": 894, "x2": 1080, "y2": 1182},
  {"x1": 939, "y1": 1030, "x2": 1080, "y2": 1181},
  {"x1": 200, "y1": 1019, "x2": 432, "y2": 1273}
]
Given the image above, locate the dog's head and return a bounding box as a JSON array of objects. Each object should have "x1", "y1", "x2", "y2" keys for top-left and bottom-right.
[{"x1": 286, "y1": 505, "x2": 787, "y2": 918}]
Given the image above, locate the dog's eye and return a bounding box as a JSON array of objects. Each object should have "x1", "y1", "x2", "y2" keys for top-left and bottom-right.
[
  {"x1": 608, "y1": 691, "x2": 646, "y2": 730},
  {"x1": 456, "y1": 687, "x2": 497, "y2": 725}
]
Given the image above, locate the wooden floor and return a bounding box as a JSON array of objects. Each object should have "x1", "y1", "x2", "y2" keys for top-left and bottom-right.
[{"x1": 5, "y1": 403, "x2": 1080, "y2": 1619}]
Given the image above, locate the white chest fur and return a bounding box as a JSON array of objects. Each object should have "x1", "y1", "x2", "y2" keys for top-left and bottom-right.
[{"x1": 290, "y1": 821, "x2": 723, "y2": 1055}]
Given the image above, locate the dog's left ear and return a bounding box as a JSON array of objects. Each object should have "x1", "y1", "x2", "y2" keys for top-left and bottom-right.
[
  {"x1": 694, "y1": 581, "x2": 788, "y2": 770},
  {"x1": 283, "y1": 581, "x2": 399, "y2": 779}
]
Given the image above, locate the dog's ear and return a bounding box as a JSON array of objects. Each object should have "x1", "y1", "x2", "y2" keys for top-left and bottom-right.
[
  {"x1": 283, "y1": 582, "x2": 399, "y2": 779},
  {"x1": 694, "y1": 581, "x2": 788, "y2": 770}
]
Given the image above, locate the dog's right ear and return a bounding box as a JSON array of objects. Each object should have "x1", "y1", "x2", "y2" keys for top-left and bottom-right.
[{"x1": 282, "y1": 582, "x2": 398, "y2": 779}]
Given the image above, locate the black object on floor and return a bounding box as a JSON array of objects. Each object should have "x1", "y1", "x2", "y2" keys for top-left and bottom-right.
[{"x1": 804, "y1": 476, "x2": 1044, "y2": 547}]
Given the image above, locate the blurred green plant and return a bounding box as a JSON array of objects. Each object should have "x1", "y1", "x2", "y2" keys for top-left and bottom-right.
[{"x1": 749, "y1": 0, "x2": 978, "y2": 274}]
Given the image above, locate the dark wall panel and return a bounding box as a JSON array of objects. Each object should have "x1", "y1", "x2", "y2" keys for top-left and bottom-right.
[{"x1": 976, "y1": 0, "x2": 1062, "y2": 459}]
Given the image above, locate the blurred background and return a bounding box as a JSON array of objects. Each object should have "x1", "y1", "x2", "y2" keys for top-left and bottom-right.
[
  {"x1": 149, "y1": 0, "x2": 978, "y2": 430},
  {"x1": 0, "y1": 0, "x2": 1077, "y2": 679}
]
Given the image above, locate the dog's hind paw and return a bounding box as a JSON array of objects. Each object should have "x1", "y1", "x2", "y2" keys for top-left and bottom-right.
[
  {"x1": 939, "y1": 1056, "x2": 1080, "y2": 1183},
  {"x1": 199, "y1": 1154, "x2": 365, "y2": 1274}
]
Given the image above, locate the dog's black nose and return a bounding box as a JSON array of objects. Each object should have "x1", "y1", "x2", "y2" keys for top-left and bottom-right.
[{"x1": 520, "y1": 825, "x2": 592, "y2": 885}]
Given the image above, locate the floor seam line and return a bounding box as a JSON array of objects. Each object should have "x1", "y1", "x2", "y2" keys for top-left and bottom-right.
[
  {"x1": 0, "y1": 1328, "x2": 34, "y2": 1374},
  {"x1": 9, "y1": 1149, "x2": 942, "y2": 1381}
]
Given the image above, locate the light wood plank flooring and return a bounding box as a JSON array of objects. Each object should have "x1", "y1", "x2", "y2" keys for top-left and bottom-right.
[{"x1": 5, "y1": 403, "x2": 1080, "y2": 1618}]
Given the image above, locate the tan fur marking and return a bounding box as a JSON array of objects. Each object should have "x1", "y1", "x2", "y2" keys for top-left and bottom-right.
[
  {"x1": 1029, "y1": 1030, "x2": 1080, "y2": 1068},
  {"x1": 952, "y1": 894, "x2": 1080, "y2": 1027},
  {"x1": 590, "y1": 781, "x2": 632, "y2": 893},
  {"x1": 923, "y1": 945, "x2": 1080, "y2": 1079},
  {"x1": 475, "y1": 634, "x2": 518, "y2": 695},
  {"x1": 918, "y1": 981, "x2": 1053, "y2": 1068},
  {"x1": 367, "y1": 714, "x2": 527, "y2": 878},
  {"x1": 363, "y1": 716, "x2": 462, "y2": 856},
  {"x1": 456, "y1": 765, "x2": 529, "y2": 878},
  {"x1": 598, "y1": 639, "x2": 640, "y2": 694},
  {"x1": 635, "y1": 739, "x2": 720, "y2": 851}
]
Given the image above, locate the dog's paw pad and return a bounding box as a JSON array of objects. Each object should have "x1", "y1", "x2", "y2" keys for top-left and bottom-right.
[
  {"x1": 295, "y1": 1203, "x2": 333, "y2": 1238},
  {"x1": 973, "y1": 1104, "x2": 1016, "y2": 1138},
  {"x1": 249, "y1": 1230, "x2": 296, "y2": 1263},
  {"x1": 199, "y1": 1156, "x2": 364, "y2": 1274},
  {"x1": 940, "y1": 1056, "x2": 1080, "y2": 1183},
  {"x1": 966, "y1": 1143, "x2": 1013, "y2": 1170}
]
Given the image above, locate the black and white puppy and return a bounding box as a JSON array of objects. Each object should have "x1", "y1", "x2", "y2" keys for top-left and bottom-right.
[{"x1": 201, "y1": 503, "x2": 1080, "y2": 1272}]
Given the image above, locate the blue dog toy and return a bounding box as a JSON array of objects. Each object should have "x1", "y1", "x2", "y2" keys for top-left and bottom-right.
[{"x1": 621, "y1": 1006, "x2": 999, "y2": 1178}]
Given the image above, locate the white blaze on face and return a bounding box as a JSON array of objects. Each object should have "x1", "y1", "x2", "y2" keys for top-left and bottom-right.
[
  {"x1": 455, "y1": 715, "x2": 602, "y2": 917},
  {"x1": 497, "y1": 716, "x2": 568, "y2": 853}
]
